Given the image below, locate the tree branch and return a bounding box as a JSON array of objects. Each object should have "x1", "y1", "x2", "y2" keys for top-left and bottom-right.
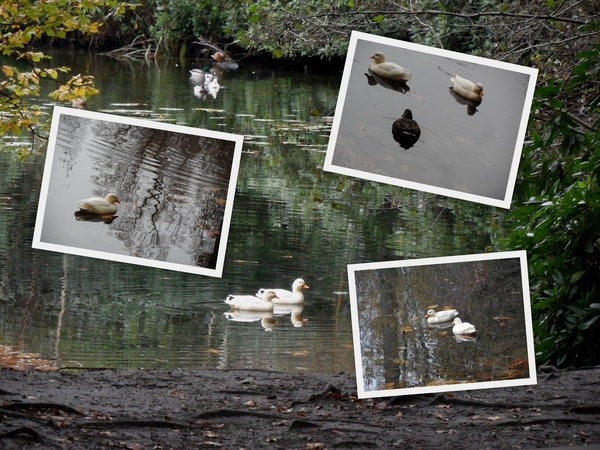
[{"x1": 311, "y1": 9, "x2": 588, "y2": 25}]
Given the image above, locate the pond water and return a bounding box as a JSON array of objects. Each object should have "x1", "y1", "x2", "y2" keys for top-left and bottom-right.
[
  {"x1": 39, "y1": 113, "x2": 236, "y2": 271},
  {"x1": 354, "y1": 257, "x2": 529, "y2": 393},
  {"x1": 0, "y1": 50, "x2": 506, "y2": 373},
  {"x1": 330, "y1": 38, "x2": 532, "y2": 204}
]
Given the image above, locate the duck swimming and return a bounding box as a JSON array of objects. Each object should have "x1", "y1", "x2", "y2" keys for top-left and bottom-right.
[
  {"x1": 77, "y1": 193, "x2": 120, "y2": 216},
  {"x1": 189, "y1": 67, "x2": 216, "y2": 85},
  {"x1": 425, "y1": 309, "x2": 459, "y2": 324},
  {"x1": 392, "y1": 109, "x2": 421, "y2": 149},
  {"x1": 369, "y1": 52, "x2": 411, "y2": 81},
  {"x1": 450, "y1": 75, "x2": 484, "y2": 102},
  {"x1": 256, "y1": 278, "x2": 309, "y2": 304},
  {"x1": 225, "y1": 289, "x2": 279, "y2": 311},
  {"x1": 452, "y1": 317, "x2": 477, "y2": 335}
]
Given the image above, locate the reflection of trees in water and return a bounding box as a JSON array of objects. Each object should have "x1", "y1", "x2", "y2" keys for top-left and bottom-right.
[
  {"x1": 356, "y1": 258, "x2": 528, "y2": 392},
  {"x1": 85, "y1": 119, "x2": 235, "y2": 269},
  {"x1": 55, "y1": 115, "x2": 89, "y2": 179},
  {"x1": 357, "y1": 267, "x2": 433, "y2": 391}
]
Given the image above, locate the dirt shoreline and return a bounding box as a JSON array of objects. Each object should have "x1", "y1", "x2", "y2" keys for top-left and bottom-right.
[{"x1": 1, "y1": 365, "x2": 600, "y2": 449}]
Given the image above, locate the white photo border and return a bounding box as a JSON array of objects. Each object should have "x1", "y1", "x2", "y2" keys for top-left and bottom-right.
[
  {"x1": 324, "y1": 31, "x2": 538, "y2": 209},
  {"x1": 347, "y1": 250, "x2": 536, "y2": 399},
  {"x1": 32, "y1": 106, "x2": 244, "y2": 278}
]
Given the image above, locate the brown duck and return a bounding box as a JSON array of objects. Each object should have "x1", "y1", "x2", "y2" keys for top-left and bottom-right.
[{"x1": 392, "y1": 109, "x2": 421, "y2": 149}]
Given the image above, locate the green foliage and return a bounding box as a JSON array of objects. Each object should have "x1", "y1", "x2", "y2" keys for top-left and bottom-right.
[
  {"x1": 149, "y1": 0, "x2": 234, "y2": 53},
  {"x1": 220, "y1": 0, "x2": 535, "y2": 59},
  {"x1": 503, "y1": 40, "x2": 600, "y2": 367},
  {"x1": 0, "y1": 0, "x2": 128, "y2": 157},
  {"x1": 223, "y1": 0, "x2": 408, "y2": 59}
]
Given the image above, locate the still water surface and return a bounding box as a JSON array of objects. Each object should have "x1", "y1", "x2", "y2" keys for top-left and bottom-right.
[
  {"x1": 331, "y1": 38, "x2": 531, "y2": 202},
  {"x1": 40, "y1": 113, "x2": 236, "y2": 270},
  {"x1": 355, "y1": 257, "x2": 529, "y2": 392},
  {"x1": 0, "y1": 50, "x2": 506, "y2": 374}
]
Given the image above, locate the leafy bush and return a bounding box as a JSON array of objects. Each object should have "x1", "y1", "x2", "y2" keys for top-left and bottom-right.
[
  {"x1": 504, "y1": 40, "x2": 600, "y2": 367},
  {"x1": 149, "y1": 0, "x2": 236, "y2": 54}
]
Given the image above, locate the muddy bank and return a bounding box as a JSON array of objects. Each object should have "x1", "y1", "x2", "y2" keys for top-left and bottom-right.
[{"x1": 1, "y1": 366, "x2": 600, "y2": 449}]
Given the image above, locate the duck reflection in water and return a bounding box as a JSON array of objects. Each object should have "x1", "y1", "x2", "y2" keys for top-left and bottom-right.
[
  {"x1": 453, "y1": 333, "x2": 478, "y2": 343},
  {"x1": 74, "y1": 211, "x2": 117, "y2": 224},
  {"x1": 392, "y1": 109, "x2": 421, "y2": 150},
  {"x1": 274, "y1": 304, "x2": 308, "y2": 328},
  {"x1": 364, "y1": 70, "x2": 410, "y2": 94},
  {"x1": 224, "y1": 310, "x2": 279, "y2": 332}
]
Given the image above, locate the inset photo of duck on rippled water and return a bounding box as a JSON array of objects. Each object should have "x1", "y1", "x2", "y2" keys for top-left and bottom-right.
[
  {"x1": 32, "y1": 107, "x2": 243, "y2": 278},
  {"x1": 324, "y1": 31, "x2": 538, "y2": 209},
  {"x1": 347, "y1": 251, "x2": 536, "y2": 399}
]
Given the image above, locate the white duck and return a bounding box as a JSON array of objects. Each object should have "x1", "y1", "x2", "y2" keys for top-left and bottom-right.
[
  {"x1": 452, "y1": 317, "x2": 477, "y2": 335},
  {"x1": 77, "y1": 193, "x2": 120, "y2": 216},
  {"x1": 256, "y1": 278, "x2": 309, "y2": 304},
  {"x1": 425, "y1": 309, "x2": 459, "y2": 324},
  {"x1": 369, "y1": 52, "x2": 411, "y2": 81},
  {"x1": 224, "y1": 289, "x2": 279, "y2": 311},
  {"x1": 450, "y1": 75, "x2": 484, "y2": 102}
]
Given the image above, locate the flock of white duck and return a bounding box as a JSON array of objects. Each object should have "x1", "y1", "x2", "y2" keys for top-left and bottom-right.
[
  {"x1": 367, "y1": 50, "x2": 485, "y2": 147},
  {"x1": 189, "y1": 66, "x2": 220, "y2": 98},
  {"x1": 224, "y1": 278, "x2": 310, "y2": 331},
  {"x1": 425, "y1": 308, "x2": 477, "y2": 341},
  {"x1": 189, "y1": 51, "x2": 239, "y2": 99},
  {"x1": 225, "y1": 278, "x2": 309, "y2": 311}
]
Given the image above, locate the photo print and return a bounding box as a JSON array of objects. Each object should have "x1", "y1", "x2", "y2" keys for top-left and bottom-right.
[
  {"x1": 347, "y1": 251, "x2": 536, "y2": 398},
  {"x1": 324, "y1": 31, "x2": 538, "y2": 208},
  {"x1": 32, "y1": 107, "x2": 243, "y2": 277}
]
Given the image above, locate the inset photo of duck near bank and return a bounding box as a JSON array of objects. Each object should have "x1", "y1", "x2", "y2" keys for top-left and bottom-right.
[
  {"x1": 32, "y1": 107, "x2": 243, "y2": 278},
  {"x1": 347, "y1": 251, "x2": 536, "y2": 399},
  {"x1": 324, "y1": 31, "x2": 538, "y2": 209}
]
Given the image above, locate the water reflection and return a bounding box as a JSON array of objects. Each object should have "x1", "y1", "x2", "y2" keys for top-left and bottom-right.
[
  {"x1": 453, "y1": 333, "x2": 478, "y2": 343},
  {"x1": 74, "y1": 211, "x2": 118, "y2": 224},
  {"x1": 274, "y1": 304, "x2": 307, "y2": 328},
  {"x1": 224, "y1": 303, "x2": 306, "y2": 331},
  {"x1": 40, "y1": 113, "x2": 236, "y2": 270},
  {"x1": 364, "y1": 70, "x2": 410, "y2": 94},
  {"x1": 332, "y1": 38, "x2": 533, "y2": 202},
  {"x1": 224, "y1": 310, "x2": 278, "y2": 332},
  {"x1": 0, "y1": 50, "x2": 505, "y2": 373},
  {"x1": 356, "y1": 257, "x2": 530, "y2": 392}
]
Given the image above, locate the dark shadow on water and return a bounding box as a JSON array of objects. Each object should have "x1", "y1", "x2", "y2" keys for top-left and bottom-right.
[
  {"x1": 365, "y1": 69, "x2": 410, "y2": 94},
  {"x1": 74, "y1": 210, "x2": 117, "y2": 224}
]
